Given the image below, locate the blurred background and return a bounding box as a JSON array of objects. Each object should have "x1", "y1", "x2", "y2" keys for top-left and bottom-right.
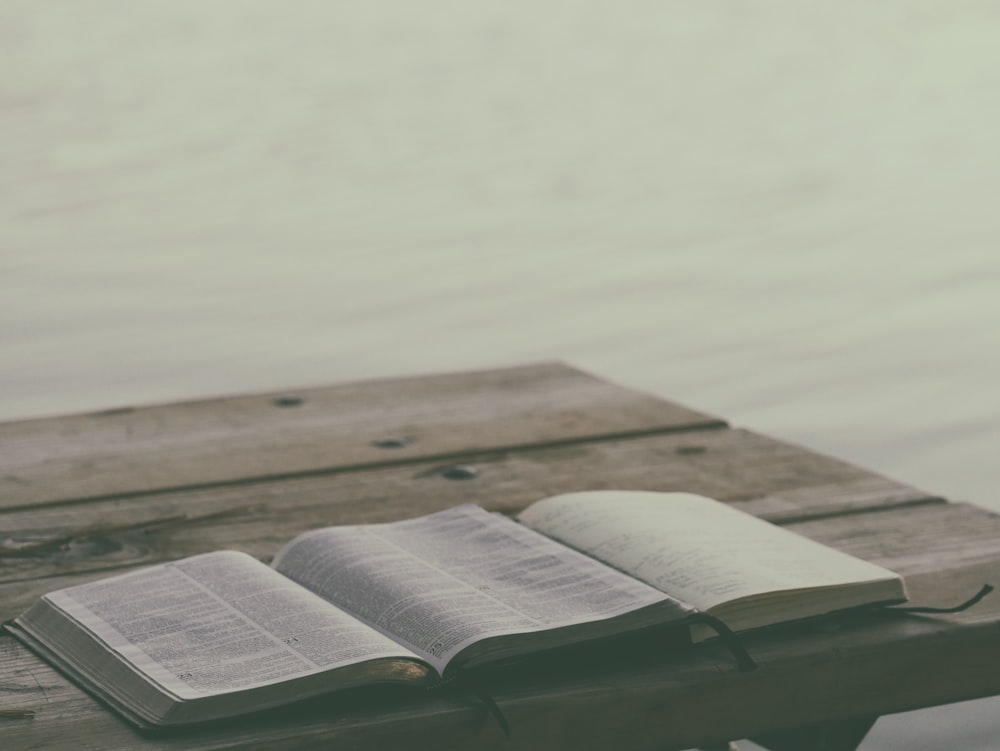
[{"x1": 3, "y1": 3, "x2": 1000, "y2": 748}]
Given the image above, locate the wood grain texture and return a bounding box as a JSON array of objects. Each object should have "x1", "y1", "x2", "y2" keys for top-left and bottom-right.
[
  {"x1": 3, "y1": 364, "x2": 999, "y2": 750},
  {"x1": 3, "y1": 547, "x2": 999, "y2": 751},
  {"x1": 0, "y1": 362, "x2": 724, "y2": 510},
  {"x1": 0, "y1": 428, "x2": 937, "y2": 619}
]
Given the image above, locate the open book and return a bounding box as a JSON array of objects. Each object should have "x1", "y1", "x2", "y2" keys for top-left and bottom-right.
[{"x1": 7, "y1": 491, "x2": 906, "y2": 728}]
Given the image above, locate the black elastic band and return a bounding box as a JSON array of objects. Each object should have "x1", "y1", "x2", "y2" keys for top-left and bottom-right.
[
  {"x1": 459, "y1": 675, "x2": 510, "y2": 738},
  {"x1": 694, "y1": 614, "x2": 757, "y2": 672},
  {"x1": 891, "y1": 583, "x2": 993, "y2": 614},
  {"x1": 429, "y1": 674, "x2": 510, "y2": 738}
]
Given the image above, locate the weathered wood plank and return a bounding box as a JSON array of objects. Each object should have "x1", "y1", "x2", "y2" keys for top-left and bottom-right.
[
  {"x1": 8, "y1": 495, "x2": 997, "y2": 750},
  {"x1": 1, "y1": 499, "x2": 989, "y2": 628},
  {"x1": 0, "y1": 428, "x2": 939, "y2": 618},
  {"x1": 789, "y1": 501, "x2": 1000, "y2": 579},
  {"x1": 3, "y1": 363, "x2": 993, "y2": 751},
  {"x1": 0, "y1": 362, "x2": 725, "y2": 510},
  {"x1": 3, "y1": 553, "x2": 999, "y2": 751}
]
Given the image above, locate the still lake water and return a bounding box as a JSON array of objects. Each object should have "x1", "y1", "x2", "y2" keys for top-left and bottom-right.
[{"x1": 3, "y1": 3, "x2": 1000, "y2": 748}]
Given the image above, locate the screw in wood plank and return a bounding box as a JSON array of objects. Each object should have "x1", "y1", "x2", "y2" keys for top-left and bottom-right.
[
  {"x1": 372, "y1": 437, "x2": 409, "y2": 449},
  {"x1": 441, "y1": 465, "x2": 478, "y2": 480},
  {"x1": 676, "y1": 445, "x2": 707, "y2": 455}
]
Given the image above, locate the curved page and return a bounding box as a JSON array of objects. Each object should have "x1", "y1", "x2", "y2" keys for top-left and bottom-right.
[
  {"x1": 45, "y1": 550, "x2": 421, "y2": 699},
  {"x1": 519, "y1": 490, "x2": 903, "y2": 613},
  {"x1": 273, "y1": 505, "x2": 686, "y2": 673}
]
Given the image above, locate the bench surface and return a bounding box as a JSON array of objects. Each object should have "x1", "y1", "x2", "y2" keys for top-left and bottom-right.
[{"x1": 3, "y1": 362, "x2": 999, "y2": 750}]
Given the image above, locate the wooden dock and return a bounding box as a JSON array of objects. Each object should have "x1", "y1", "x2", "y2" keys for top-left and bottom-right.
[{"x1": 3, "y1": 362, "x2": 1000, "y2": 750}]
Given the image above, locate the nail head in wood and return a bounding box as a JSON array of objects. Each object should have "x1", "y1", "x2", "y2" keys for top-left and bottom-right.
[
  {"x1": 441, "y1": 465, "x2": 478, "y2": 480},
  {"x1": 372, "y1": 437, "x2": 409, "y2": 449},
  {"x1": 676, "y1": 445, "x2": 707, "y2": 455}
]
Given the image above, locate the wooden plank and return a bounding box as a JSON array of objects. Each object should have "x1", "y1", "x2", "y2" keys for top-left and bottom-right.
[
  {"x1": 0, "y1": 362, "x2": 724, "y2": 510},
  {"x1": 788, "y1": 501, "x2": 1000, "y2": 579},
  {"x1": 3, "y1": 362, "x2": 992, "y2": 751},
  {"x1": 5, "y1": 479, "x2": 991, "y2": 749},
  {"x1": 0, "y1": 428, "x2": 938, "y2": 618},
  {"x1": 3, "y1": 550, "x2": 1000, "y2": 751},
  {"x1": 2, "y1": 499, "x2": 989, "y2": 628}
]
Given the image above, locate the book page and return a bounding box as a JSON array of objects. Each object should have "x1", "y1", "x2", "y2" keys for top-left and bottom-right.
[
  {"x1": 519, "y1": 491, "x2": 901, "y2": 612},
  {"x1": 272, "y1": 505, "x2": 684, "y2": 673},
  {"x1": 46, "y1": 551, "x2": 422, "y2": 699}
]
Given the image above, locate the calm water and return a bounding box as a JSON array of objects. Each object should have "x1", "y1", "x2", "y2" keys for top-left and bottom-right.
[{"x1": 3, "y1": 4, "x2": 1000, "y2": 748}]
